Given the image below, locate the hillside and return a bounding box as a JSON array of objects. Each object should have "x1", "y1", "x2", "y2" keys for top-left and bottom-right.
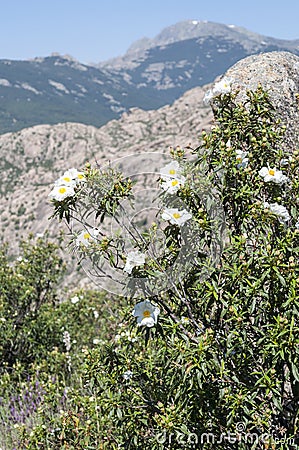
[{"x1": 0, "y1": 83, "x2": 213, "y2": 274}]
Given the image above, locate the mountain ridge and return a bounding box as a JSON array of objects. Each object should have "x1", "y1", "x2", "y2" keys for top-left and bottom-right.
[
  {"x1": 0, "y1": 20, "x2": 298, "y2": 135},
  {"x1": 98, "y1": 20, "x2": 299, "y2": 69}
]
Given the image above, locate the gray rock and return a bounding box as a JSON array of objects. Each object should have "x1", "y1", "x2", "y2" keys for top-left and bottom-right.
[{"x1": 224, "y1": 51, "x2": 299, "y2": 153}]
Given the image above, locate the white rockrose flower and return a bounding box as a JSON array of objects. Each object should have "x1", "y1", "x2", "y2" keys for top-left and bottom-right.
[
  {"x1": 212, "y1": 76, "x2": 233, "y2": 95},
  {"x1": 160, "y1": 161, "x2": 183, "y2": 180},
  {"x1": 181, "y1": 316, "x2": 190, "y2": 324},
  {"x1": 161, "y1": 176, "x2": 186, "y2": 194},
  {"x1": 294, "y1": 220, "x2": 299, "y2": 229},
  {"x1": 162, "y1": 208, "x2": 192, "y2": 226},
  {"x1": 132, "y1": 300, "x2": 160, "y2": 327},
  {"x1": 48, "y1": 185, "x2": 76, "y2": 201},
  {"x1": 54, "y1": 168, "x2": 86, "y2": 188},
  {"x1": 259, "y1": 166, "x2": 288, "y2": 184},
  {"x1": 236, "y1": 150, "x2": 249, "y2": 168},
  {"x1": 70, "y1": 295, "x2": 80, "y2": 304},
  {"x1": 75, "y1": 228, "x2": 100, "y2": 247},
  {"x1": 55, "y1": 175, "x2": 77, "y2": 188},
  {"x1": 263, "y1": 202, "x2": 290, "y2": 223},
  {"x1": 203, "y1": 77, "x2": 233, "y2": 103},
  {"x1": 64, "y1": 168, "x2": 86, "y2": 183},
  {"x1": 123, "y1": 250, "x2": 146, "y2": 274}
]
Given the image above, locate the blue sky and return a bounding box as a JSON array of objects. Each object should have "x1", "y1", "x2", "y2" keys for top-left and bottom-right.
[{"x1": 1, "y1": 0, "x2": 299, "y2": 63}]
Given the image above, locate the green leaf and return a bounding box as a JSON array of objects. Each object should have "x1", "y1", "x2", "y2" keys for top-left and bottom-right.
[{"x1": 291, "y1": 362, "x2": 299, "y2": 382}]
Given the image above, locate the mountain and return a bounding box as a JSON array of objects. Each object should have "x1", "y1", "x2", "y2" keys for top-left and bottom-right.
[
  {"x1": 99, "y1": 20, "x2": 299, "y2": 69},
  {"x1": 0, "y1": 54, "x2": 159, "y2": 134},
  {"x1": 0, "y1": 21, "x2": 298, "y2": 135}
]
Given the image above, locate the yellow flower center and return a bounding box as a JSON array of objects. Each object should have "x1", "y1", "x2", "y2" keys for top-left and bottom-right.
[
  {"x1": 169, "y1": 169, "x2": 176, "y2": 175},
  {"x1": 78, "y1": 174, "x2": 84, "y2": 179},
  {"x1": 173, "y1": 212, "x2": 181, "y2": 219},
  {"x1": 268, "y1": 169, "x2": 275, "y2": 176},
  {"x1": 171, "y1": 180, "x2": 179, "y2": 186},
  {"x1": 143, "y1": 310, "x2": 151, "y2": 318},
  {"x1": 59, "y1": 187, "x2": 66, "y2": 194},
  {"x1": 63, "y1": 177, "x2": 71, "y2": 182},
  {"x1": 83, "y1": 233, "x2": 91, "y2": 240}
]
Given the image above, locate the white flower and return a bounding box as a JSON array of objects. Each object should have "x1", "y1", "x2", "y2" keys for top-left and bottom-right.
[
  {"x1": 203, "y1": 78, "x2": 233, "y2": 103},
  {"x1": 93, "y1": 338, "x2": 101, "y2": 345},
  {"x1": 55, "y1": 175, "x2": 77, "y2": 188},
  {"x1": 295, "y1": 220, "x2": 299, "y2": 229},
  {"x1": 161, "y1": 176, "x2": 186, "y2": 194},
  {"x1": 63, "y1": 331, "x2": 71, "y2": 352},
  {"x1": 162, "y1": 208, "x2": 192, "y2": 226},
  {"x1": 49, "y1": 168, "x2": 85, "y2": 201},
  {"x1": 93, "y1": 310, "x2": 99, "y2": 319},
  {"x1": 259, "y1": 166, "x2": 288, "y2": 184},
  {"x1": 54, "y1": 168, "x2": 85, "y2": 189},
  {"x1": 263, "y1": 202, "x2": 290, "y2": 223},
  {"x1": 48, "y1": 185, "x2": 76, "y2": 201},
  {"x1": 160, "y1": 161, "x2": 182, "y2": 180},
  {"x1": 181, "y1": 316, "x2": 189, "y2": 324},
  {"x1": 70, "y1": 295, "x2": 80, "y2": 304},
  {"x1": 132, "y1": 300, "x2": 160, "y2": 327},
  {"x1": 212, "y1": 76, "x2": 233, "y2": 95},
  {"x1": 75, "y1": 228, "x2": 99, "y2": 247},
  {"x1": 203, "y1": 89, "x2": 214, "y2": 104},
  {"x1": 122, "y1": 370, "x2": 133, "y2": 380},
  {"x1": 236, "y1": 150, "x2": 249, "y2": 168},
  {"x1": 123, "y1": 250, "x2": 146, "y2": 274},
  {"x1": 64, "y1": 168, "x2": 86, "y2": 183}
]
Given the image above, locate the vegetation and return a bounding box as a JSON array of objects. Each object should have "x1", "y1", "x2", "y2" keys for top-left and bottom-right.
[{"x1": 0, "y1": 83, "x2": 298, "y2": 449}]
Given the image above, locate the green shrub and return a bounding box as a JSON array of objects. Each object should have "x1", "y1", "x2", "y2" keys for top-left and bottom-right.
[
  {"x1": 0, "y1": 236, "x2": 124, "y2": 449},
  {"x1": 0, "y1": 237, "x2": 65, "y2": 370}
]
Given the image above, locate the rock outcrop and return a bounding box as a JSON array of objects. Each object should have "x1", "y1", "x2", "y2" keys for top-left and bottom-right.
[{"x1": 224, "y1": 51, "x2": 299, "y2": 153}]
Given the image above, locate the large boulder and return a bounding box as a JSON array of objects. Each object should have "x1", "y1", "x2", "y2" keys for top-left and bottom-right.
[{"x1": 224, "y1": 51, "x2": 299, "y2": 153}]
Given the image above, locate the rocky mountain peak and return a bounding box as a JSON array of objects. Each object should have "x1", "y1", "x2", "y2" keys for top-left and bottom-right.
[{"x1": 98, "y1": 20, "x2": 299, "y2": 70}]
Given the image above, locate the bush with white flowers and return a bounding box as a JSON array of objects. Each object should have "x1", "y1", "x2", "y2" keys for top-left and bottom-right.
[{"x1": 43, "y1": 80, "x2": 299, "y2": 448}]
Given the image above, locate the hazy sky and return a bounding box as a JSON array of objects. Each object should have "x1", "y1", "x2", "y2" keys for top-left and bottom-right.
[{"x1": 1, "y1": 0, "x2": 298, "y2": 64}]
